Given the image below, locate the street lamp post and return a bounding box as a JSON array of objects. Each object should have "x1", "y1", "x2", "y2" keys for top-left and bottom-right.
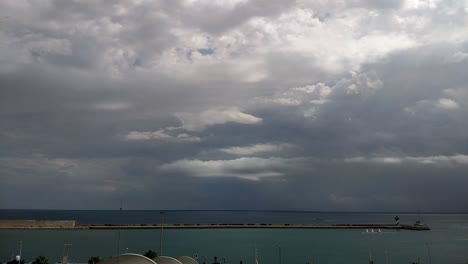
[
  {"x1": 160, "y1": 211, "x2": 165, "y2": 256},
  {"x1": 277, "y1": 245, "x2": 282, "y2": 264},
  {"x1": 425, "y1": 243, "x2": 432, "y2": 264},
  {"x1": 118, "y1": 200, "x2": 123, "y2": 255},
  {"x1": 62, "y1": 244, "x2": 72, "y2": 264},
  {"x1": 18, "y1": 241, "x2": 22, "y2": 264}
]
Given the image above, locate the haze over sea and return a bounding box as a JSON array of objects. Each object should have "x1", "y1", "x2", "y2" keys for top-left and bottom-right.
[{"x1": 1, "y1": 210, "x2": 467, "y2": 264}]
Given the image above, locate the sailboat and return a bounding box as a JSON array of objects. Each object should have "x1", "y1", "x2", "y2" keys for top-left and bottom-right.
[{"x1": 414, "y1": 211, "x2": 428, "y2": 229}]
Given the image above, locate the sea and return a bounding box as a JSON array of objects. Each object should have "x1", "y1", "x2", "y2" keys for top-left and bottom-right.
[{"x1": 1, "y1": 210, "x2": 467, "y2": 264}]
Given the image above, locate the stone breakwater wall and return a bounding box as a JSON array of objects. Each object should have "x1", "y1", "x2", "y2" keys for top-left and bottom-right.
[
  {"x1": 0, "y1": 220, "x2": 76, "y2": 229},
  {"x1": 0, "y1": 220, "x2": 429, "y2": 230}
]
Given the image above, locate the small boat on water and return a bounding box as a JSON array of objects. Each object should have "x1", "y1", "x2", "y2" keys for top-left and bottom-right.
[{"x1": 414, "y1": 220, "x2": 427, "y2": 227}]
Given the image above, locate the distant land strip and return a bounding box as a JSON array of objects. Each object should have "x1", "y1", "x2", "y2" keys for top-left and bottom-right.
[{"x1": 0, "y1": 220, "x2": 430, "y2": 230}]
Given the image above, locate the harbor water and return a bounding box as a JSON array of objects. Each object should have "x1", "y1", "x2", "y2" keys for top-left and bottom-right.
[{"x1": 1, "y1": 210, "x2": 467, "y2": 264}]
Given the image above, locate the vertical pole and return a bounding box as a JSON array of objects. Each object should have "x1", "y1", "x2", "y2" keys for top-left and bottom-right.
[
  {"x1": 18, "y1": 241, "x2": 22, "y2": 264},
  {"x1": 277, "y1": 245, "x2": 281, "y2": 264},
  {"x1": 160, "y1": 211, "x2": 164, "y2": 256},
  {"x1": 62, "y1": 244, "x2": 72, "y2": 264},
  {"x1": 426, "y1": 243, "x2": 431, "y2": 264}
]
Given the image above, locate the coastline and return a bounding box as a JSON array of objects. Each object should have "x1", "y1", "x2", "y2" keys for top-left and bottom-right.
[{"x1": 0, "y1": 220, "x2": 430, "y2": 230}]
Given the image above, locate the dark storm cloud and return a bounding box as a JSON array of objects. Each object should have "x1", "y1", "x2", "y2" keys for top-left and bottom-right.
[{"x1": 1, "y1": 0, "x2": 468, "y2": 211}]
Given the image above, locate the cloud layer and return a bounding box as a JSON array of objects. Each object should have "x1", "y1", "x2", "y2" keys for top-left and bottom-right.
[{"x1": 1, "y1": 0, "x2": 468, "y2": 211}]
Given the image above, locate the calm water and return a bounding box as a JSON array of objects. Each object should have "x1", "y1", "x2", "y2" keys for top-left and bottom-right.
[{"x1": 1, "y1": 210, "x2": 467, "y2": 264}]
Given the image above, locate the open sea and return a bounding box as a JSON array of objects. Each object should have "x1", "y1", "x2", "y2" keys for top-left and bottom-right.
[{"x1": 1, "y1": 210, "x2": 467, "y2": 264}]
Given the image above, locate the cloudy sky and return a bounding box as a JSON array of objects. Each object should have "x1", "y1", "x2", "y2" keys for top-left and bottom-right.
[{"x1": 1, "y1": 0, "x2": 468, "y2": 211}]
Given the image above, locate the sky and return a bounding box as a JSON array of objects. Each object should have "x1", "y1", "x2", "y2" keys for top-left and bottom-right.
[{"x1": 1, "y1": 0, "x2": 468, "y2": 212}]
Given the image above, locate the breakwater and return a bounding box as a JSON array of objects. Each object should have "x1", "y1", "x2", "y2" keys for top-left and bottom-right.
[
  {"x1": 0, "y1": 220, "x2": 429, "y2": 230},
  {"x1": 0, "y1": 220, "x2": 76, "y2": 228}
]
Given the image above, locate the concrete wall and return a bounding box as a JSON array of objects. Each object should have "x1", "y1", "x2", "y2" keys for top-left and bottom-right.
[{"x1": 0, "y1": 220, "x2": 76, "y2": 228}]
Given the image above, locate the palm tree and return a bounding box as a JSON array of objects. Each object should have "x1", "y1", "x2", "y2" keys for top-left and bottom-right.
[
  {"x1": 143, "y1": 250, "x2": 157, "y2": 259},
  {"x1": 88, "y1": 256, "x2": 102, "y2": 264},
  {"x1": 33, "y1": 256, "x2": 48, "y2": 264}
]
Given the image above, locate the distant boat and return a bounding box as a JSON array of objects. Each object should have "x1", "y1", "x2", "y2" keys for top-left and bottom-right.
[
  {"x1": 414, "y1": 211, "x2": 428, "y2": 228},
  {"x1": 414, "y1": 220, "x2": 428, "y2": 228}
]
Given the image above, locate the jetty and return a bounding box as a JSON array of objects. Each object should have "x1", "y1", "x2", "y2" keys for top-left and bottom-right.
[{"x1": 0, "y1": 220, "x2": 430, "y2": 230}]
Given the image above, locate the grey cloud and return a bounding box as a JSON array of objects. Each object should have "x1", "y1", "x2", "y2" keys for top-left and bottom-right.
[
  {"x1": 218, "y1": 143, "x2": 294, "y2": 156},
  {"x1": 349, "y1": 0, "x2": 405, "y2": 9},
  {"x1": 1, "y1": 0, "x2": 468, "y2": 211},
  {"x1": 3, "y1": 155, "x2": 467, "y2": 211},
  {"x1": 173, "y1": 0, "x2": 297, "y2": 34},
  {"x1": 1, "y1": 0, "x2": 176, "y2": 72}
]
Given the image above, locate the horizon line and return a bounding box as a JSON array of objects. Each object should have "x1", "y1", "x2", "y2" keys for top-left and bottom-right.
[{"x1": 1, "y1": 208, "x2": 467, "y2": 214}]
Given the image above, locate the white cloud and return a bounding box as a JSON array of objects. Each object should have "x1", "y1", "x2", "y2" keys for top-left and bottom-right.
[
  {"x1": 436, "y1": 98, "x2": 459, "y2": 110},
  {"x1": 406, "y1": 97, "x2": 460, "y2": 114},
  {"x1": 257, "y1": 97, "x2": 302, "y2": 106},
  {"x1": 251, "y1": 71, "x2": 384, "y2": 119},
  {"x1": 293, "y1": 83, "x2": 332, "y2": 98},
  {"x1": 335, "y1": 71, "x2": 384, "y2": 96},
  {"x1": 126, "y1": 131, "x2": 170, "y2": 141},
  {"x1": 252, "y1": 83, "x2": 332, "y2": 107},
  {"x1": 160, "y1": 157, "x2": 301, "y2": 181},
  {"x1": 2, "y1": 0, "x2": 468, "y2": 80},
  {"x1": 183, "y1": 0, "x2": 249, "y2": 9},
  {"x1": 444, "y1": 52, "x2": 468, "y2": 64},
  {"x1": 404, "y1": 0, "x2": 443, "y2": 10},
  {"x1": 219, "y1": 143, "x2": 294, "y2": 155},
  {"x1": 176, "y1": 108, "x2": 262, "y2": 131},
  {"x1": 255, "y1": 8, "x2": 416, "y2": 73},
  {"x1": 126, "y1": 129, "x2": 201, "y2": 142},
  {"x1": 151, "y1": 5, "x2": 426, "y2": 80},
  {"x1": 93, "y1": 102, "x2": 132, "y2": 111},
  {"x1": 345, "y1": 154, "x2": 468, "y2": 166},
  {"x1": 345, "y1": 156, "x2": 402, "y2": 164}
]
